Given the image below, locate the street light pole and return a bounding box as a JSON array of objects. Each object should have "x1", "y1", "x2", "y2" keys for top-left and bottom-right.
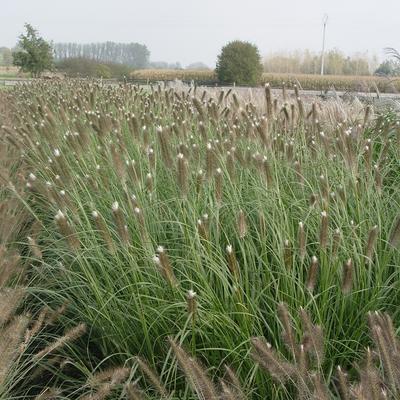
[{"x1": 320, "y1": 14, "x2": 328, "y2": 75}]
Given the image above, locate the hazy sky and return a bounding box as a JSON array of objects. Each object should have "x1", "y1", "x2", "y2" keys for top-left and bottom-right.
[{"x1": 2, "y1": 0, "x2": 399, "y2": 67}]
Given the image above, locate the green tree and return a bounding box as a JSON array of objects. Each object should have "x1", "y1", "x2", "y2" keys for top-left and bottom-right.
[
  {"x1": 12, "y1": 24, "x2": 53, "y2": 77},
  {"x1": 216, "y1": 41, "x2": 263, "y2": 86}
]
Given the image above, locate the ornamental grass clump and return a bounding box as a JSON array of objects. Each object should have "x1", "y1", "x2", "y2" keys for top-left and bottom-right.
[{"x1": 2, "y1": 80, "x2": 400, "y2": 399}]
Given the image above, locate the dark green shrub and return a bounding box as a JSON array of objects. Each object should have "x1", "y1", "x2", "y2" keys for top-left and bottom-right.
[
  {"x1": 56, "y1": 58, "x2": 132, "y2": 79},
  {"x1": 94, "y1": 64, "x2": 112, "y2": 78},
  {"x1": 216, "y1": 40, "x2": 263, "y2": 86}
]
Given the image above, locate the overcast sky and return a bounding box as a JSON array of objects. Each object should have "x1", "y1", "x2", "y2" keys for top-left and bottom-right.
[{"x1": 2, "y1": 0, "x2": 399, "y2": 67}]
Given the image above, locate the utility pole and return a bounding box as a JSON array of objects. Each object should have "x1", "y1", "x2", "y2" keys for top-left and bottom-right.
[{"x1": 320, "y1": 14, "x2": 328, "y2": 75}]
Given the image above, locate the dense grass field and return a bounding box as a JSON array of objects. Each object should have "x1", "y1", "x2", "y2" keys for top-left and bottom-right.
[
  {"x1": 130, "y1": 69, "x2": 400, "y2": 93},
  {"x1": 1, "y1": 80, "x2": 400, "y2": 399}
]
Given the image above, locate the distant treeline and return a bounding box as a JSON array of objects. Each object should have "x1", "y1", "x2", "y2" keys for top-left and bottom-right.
[
  {"x1": 264, "y1": 49, "x2": 379, "y2": 76},
  {"x1": 53, "y1": 42, "x2": 150, "y2": 69}
]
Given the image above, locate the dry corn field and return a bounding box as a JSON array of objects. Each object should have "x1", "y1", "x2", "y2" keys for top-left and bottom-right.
[
  {"x1": 129, "y1": 69, "x2": 400, "y2": 94},
  {"x1": 1, "y1": 80, "x2": 400, "y2": 399}
]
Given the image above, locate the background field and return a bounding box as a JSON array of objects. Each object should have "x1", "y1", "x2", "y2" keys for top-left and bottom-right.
[{"x1": 130, "y1": 69, "x2": 400, "y2": 93}]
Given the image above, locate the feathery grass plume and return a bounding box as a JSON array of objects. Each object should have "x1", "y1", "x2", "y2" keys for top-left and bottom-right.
[
  {"x1": 311, "y1": 103, "x2": 318, "y2": 131},
  {"x1": 157, "y1": 126, "x2": 173, "y2": 168},
  {"x1": 336, "y1": 366, "x2": 351, "y2": 400},
  {"x1": 365, "y1": 225, "x2": 379, "y2": 264},
  {"x1": 281, "y1": 82, "x2": 288, "y2": 102},
  {"x1": 296, "y1": 344, "x2": 309, "y2": 399},
  {"x1": 52, "y1": 148, "x2": 70, "y2": 181},
  {"x1": 341, "y1": 259, "x2": 353, "y2": 294},
  {"x1": 187, "y1": 289, "x2": 197, "y2": 321},
  {"x1": 0, "y1": 314, "x2": 30, "y2": 386},
  {"x1": 332, "y1": 228, "x2": 341, "y2": 258},
  {"x1": 250, "y1": 337, "x2": 295, "y2": 384},
  {"x1": 126, "y1": 159, "x2": 140, "y2": 184},
  {"x1": 294, "y1": 84, "x2": 300, "y2": 98},
  {"x1": 337, "y1": 185, "x2": 346, "y2": 203},
  {"x1": 24, "y1": 307, "x2": 48, "y2": 343},
  {"x1": 226, "y1": 245, "x2": 238, "y2": 280},
  {"x1": 299, "y1": 307, "x2": 324, "y2": 366},
  {"x1": 27, "y1": 236, "x2": 42, "y2": 259},
  {"x1": 319, "y1": 175, "x2": 329, "y2": 201},
  {"x1": 298, "y1": 222, "x2": 307, "y2": 262},
  {"x1": 296, "y1": 97, "x2": 305, "y2": 121},
  {"x1": 232, "y1": 93, "x2": 240, "y2": 110},
  {"x1": 367, "y1": 313, "x2": 400, "y2": 394},
  {"x1": 145, "y1": 173, "x2": 153, "y2": 193},
  {"x1": 111, "y1": 201, "x2": 130, "y2": 245},
  {"x1": 255, "y1": 119, "x2": 269, "y2": 148},
  {"x1": 80, "y1": 383, "x2": 113, "y2": 400},
  {"x1": 277, "y1": 303, "x2": 297, "y2": 359},
  {"x1": 136, "y1": 357, "x2": 169, "y2": 399},
  {"x1": 319, "y1": 211, "x2": 329, "y2": 251},
  {"x1": 197, "y1": 218, "x2": 208, "y2": 241},
  {"x1": 389, "y1": 215, "x2": 400, "y2": 249},
  {"x1": 319, "y1": 132, "x2": 330, "y2": 157},
  {"x1": 54, "y1": 210, "x2": 80, "y2": 251},
  {"x1": 311, "y1": 373, "x2": 330, "y2": 400},
  {"x1": 226, "y1": 151, "x2": 235, "y2": 181},
  {"x1": 206, "y1": 142, "x2": 216, "y2": 179},
  {"x1": 192, "y1": 96, "x2": 205, "y2": 120},
  {"x1": 362, "y1": 348, "x2": 383, "y2": 400},
  {"x1": 125, "y1": 381, "x2": 148, "y2": 400},
  {"x1": 0, "y1": 287, "x2": 26, "y2": 327},
  {"x1": 177, "y1": 153, "x2": 188, "y2": 196},
  {"x1": 168, "y1": 338, "x2": 218, "y2": 400},
  {"x1": 196, "y1": 120, "x2": 207, "y2": 141},
  {"x1": 201, "y1": 213, "x2": 209, "y2": 233},
  {"x1": 92, "y1": 210, "x2": 116, "y2": 254},
  {"x1": 196, "y1": 169, "x2": 205, "y2": 194},
  {"x1": 154, "y1": 246, "x2": 177, "y2": 287},
  {"x1": 264, "y1": 84, "x2": 273, "y2": 119},
  {"x1": 215, "y1": 168, "x2": 223, "y2": 204},
  {"x1": 222, "y1": 365, "x2": 246, "y2": 400},
  {"x1": 33, "y1": 323, "x2": 86, "y2": 360},
  {"x1": 237, "y1": 210, "x2": 247, "y2": 239},
  {"x1": 374, "y1": 164, "x2": 383, "y2": 195},
  {"x1": 363, "y1": 105, "x2": 372, "y2": 128},
  {"x1": 306, "y1": 256, "x2": 319, "y2": 293},
  {"x1": 147, "y1": 148, "x2": 156, "y2": 171},
  {"x1": 34, "y1": 387, "x2": 62, "y2": 400},
  {"x1": 128, "y1": 113, "x2": 140, "y2": 139},
  {"x1": 283, "y1": 240, "x2": 292, "y2": 269},
  {"x1": 364, "y1": 144, "x2": 372, "y2": 172},
  {"x1": 87, "y1": 366, "x2": 130, "y2": 388},
  {"x1": 0, "y1": 247, "x2": 20, "y2": 287},
  {"x1": 142, "y1": 126, "x2": 149, "y2": 148},
  {"x1": 220, "y1": 381, "x2": 238, "y2": 400},
  {"x1": 262, "y1": 157, "x2": 273, "y2": 188},
  {"x1": 309, "y1": 193, "x2": 317, "y2": 208},
  {"x1": 110, "y1": 143, "x2": 126, "y2": 181},
  {"x1": 45, "y1": 302, "x2": 68, "y2": 326}
]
